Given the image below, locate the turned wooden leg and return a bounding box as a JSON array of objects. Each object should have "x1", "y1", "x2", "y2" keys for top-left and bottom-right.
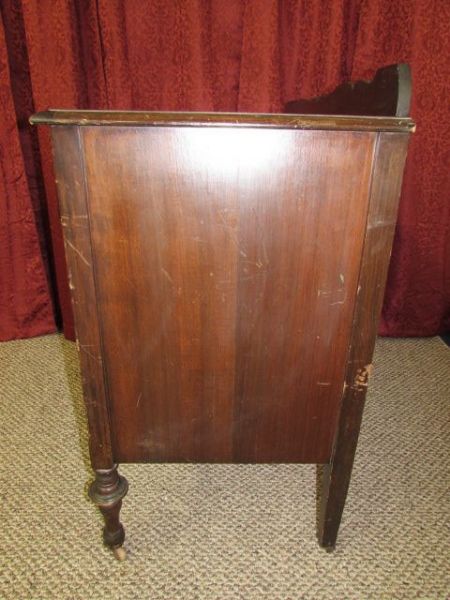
[{"x1": 89, "y1": 464, "x2": 129, "y2": 560}]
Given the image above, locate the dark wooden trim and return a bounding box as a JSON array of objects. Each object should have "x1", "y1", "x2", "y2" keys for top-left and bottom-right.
[
  {"x1": 30, "y1": 109, "x2": 414, "y2": 133},
  {"x1": 51, "y1": 126, "x2": 114, "y2": 470},
  {"x1": 318, "y1": 131, "x2": 411, "y2": 549},
  {"x1": 284, "y1": 63, "x2": 412, "y2": 118}
]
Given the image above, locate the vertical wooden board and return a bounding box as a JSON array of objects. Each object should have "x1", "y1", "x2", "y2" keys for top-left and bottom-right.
[
  {"x1": 51, "y1": 126, "x2": 113, "y2": 469},
  {"x1": 233, "y1": 130, "x2": 375, "y2": 462},
  {"x1": 81, "y1": 126, "x2": 375, "y2": 463},
  {"x1": 82, "y1": 127, "x2": 242, "y2": 462},
  {"x1": 319, "y1": 132, "x2": 411, "y2": 547}
]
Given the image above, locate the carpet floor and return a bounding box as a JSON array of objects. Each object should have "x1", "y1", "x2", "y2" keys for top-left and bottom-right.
[{"x1": 0, "y1": 334, "x2": 449, "y2": 599}]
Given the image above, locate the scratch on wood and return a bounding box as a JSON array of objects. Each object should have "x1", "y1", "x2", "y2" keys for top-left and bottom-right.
[
  {"x1": 242, "y1": 258, "x2": 267, "y2": 270},
  {"x1": 216, "y1": 208, "x2": 247, "y2": 257},
  {"x1": 239, "y1": 273, "x2": 266, "y2": 282},
  {"x1": 65, "y1": 238, "x2": 91, "y2": 267},
  {"x1": 317, "y1": 382, "x2": 331, "y2": 386},
  {"x1": 368, "y1": 220, "x2": 395, "y2": 230},
  {"x1": 352, "y1": 364, "x2": 373, "y2": 391},
  {"x1": 61, "y1": 215, "x2": 88, "y2": 228},
  {"x1": 136, "y1": 393, "x2": 142, "y2": 408},
  {"x1": 78, "y1": 343, "x2": 101, "y2": 363},
  {"x1": 328, "y1": 288, "x2": 346, "y2": 306},
  {"x1": 161, "y1": 268, "x2": 174, "y2": 284}
]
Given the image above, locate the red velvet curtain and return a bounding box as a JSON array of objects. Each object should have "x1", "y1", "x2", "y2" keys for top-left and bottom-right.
[
  {"x1": 1, "y1": 0, "x2": 448, "y2": 341},
  {"x1": 0, "y1": 6, "x2": 55, "y2": 340}
]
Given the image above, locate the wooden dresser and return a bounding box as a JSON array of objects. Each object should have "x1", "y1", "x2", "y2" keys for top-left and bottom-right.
[{"x1": 31, "y1": 106, "x2": 413, "y2": 559}]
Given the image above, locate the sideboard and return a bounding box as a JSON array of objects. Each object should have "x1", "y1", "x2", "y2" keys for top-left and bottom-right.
[{"x1": 31, "y1": 107, "x2": 413, "y2": 559}]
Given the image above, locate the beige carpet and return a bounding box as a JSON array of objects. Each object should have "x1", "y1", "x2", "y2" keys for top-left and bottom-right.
[{"x1": 0, "y1": 334, "x2": 449, "y2": 600}]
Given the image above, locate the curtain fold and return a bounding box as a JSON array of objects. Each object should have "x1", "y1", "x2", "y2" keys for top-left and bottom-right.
[
  {"x1": 0, "y1": 12, "x2": 55, "y2": 340},
  {"x1": 1, "y1": 0, "x2": 448, "y2": 341}
]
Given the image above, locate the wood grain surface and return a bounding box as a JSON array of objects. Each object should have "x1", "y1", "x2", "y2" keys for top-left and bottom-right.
[{"x1": 78, "y1": 126, "x2": 376, "y2": 464}]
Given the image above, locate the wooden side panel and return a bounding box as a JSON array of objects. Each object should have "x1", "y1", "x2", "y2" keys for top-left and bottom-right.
[
  {"x1": 319, "y1": 132, "x2": 411, "y2": 547},
  {"x1": 81, "y1": 126, "x2": 375, "y2": 464},
  {"x1": 83, "y1": 127, "x2": 242, "y2": 463},
  {"x1": 51, "y1": 127, "x2": 113, "y2": 469},
  {"x1": 232, "y1": 132, "x2": 373, "y2": 462}
]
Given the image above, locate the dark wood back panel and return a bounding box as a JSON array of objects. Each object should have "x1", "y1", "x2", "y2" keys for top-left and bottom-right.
[
  {"x1": 80, "y1": 126, "x2": 375, "y2": 463},
  {"x1": 284, "y1": 64, "x2": 411, "y2": 118}
]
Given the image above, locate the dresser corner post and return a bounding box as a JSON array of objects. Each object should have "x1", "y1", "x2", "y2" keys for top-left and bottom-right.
[
  {"x1": 317, "y1": 132, "x2": 411, "y2": 551},
  {"x1": 48, "y1": 125, "x2": 129, "y2": 559},
  {"x1": 89, "y1": 464, "x2": 129, "y2": 560},
  {"x1": 316, "y1": 381, "x2": 368, "y2": 551}
]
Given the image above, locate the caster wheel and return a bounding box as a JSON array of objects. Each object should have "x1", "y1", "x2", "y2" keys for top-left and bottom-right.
[{"x1": 113, "y1": 546, "x2": 127, "y2": 561}]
